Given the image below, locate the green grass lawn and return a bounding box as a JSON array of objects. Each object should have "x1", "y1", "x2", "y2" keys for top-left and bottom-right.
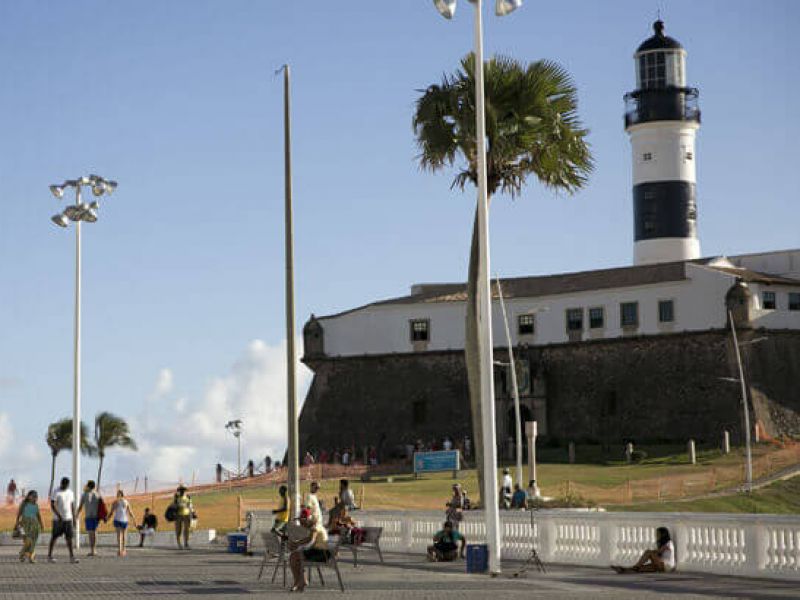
[{"x1": 611, "y1": 476, "x2": 800, "y2": 514}]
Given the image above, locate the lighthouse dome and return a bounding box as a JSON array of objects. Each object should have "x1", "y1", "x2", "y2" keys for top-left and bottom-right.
[{"x1": 637, "y1": 20, "x2": 684, "y2": 53}]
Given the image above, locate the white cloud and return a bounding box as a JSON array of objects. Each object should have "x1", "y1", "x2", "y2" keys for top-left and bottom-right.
[
  {"x1": 0, "y1": 412, "x2": 13, "y2": 457},
  {"x1": 101, "y1": 339, "x2": 312, "y2": 490},
  {"x1": 153, "y1": 368, "x2": 174, "y2": 397}
]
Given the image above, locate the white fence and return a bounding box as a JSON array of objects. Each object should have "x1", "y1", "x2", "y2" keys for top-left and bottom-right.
[{"x1": 355, "y1": 510, "x2": 800, "y2": 580}]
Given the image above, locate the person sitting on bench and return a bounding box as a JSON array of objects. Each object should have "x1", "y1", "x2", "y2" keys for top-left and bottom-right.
[
  {"x1": 612, "y1": 527, "x2": 675, "y2": 573},
  {"x1": 427, "y1": 520, "x2": 465, "y2": 562},
  {"x1": 289, "y1": 509, "x2": 330, "y2": 592}
]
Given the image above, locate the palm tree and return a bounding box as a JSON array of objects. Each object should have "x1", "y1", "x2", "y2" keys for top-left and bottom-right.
[
  {"x1": 94, "y1": 412, "x2": 137, "y2": 490},
  {"x1": 46, "y1": 418, "x2": 95, "y2": 498},
  {"x1": 413, "y1": 54, "x2": 593, "y2": 504}
]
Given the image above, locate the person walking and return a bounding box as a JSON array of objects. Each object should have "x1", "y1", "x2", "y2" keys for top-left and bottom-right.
[
  {"x1": 47, "y1": 477, "x2": 78, "y2": 563},
  {"x1": 173, "y1": 485, "x2": 193, "y2": 549},
  {"x1": 445, "y1": 484, "x2": 466, "y2": 529},
  {"x1": 14, "y1": 490, "x2": 43, "y2": 563},
  {"x1": 7, "y1": 478, "x2": 18, "y2": 505},
  {"x1": 271, "y1": 485, "x2": 290, "y2": 534},
  {"x1": 76, "y1": 480, "x2": 102, "y2": 556},
  {"x1": 108, "y1": 490, "x2": 136, "y2": 557},
  {"x1": 339, "y1": 479, "x2": 356, "y2": 511}
]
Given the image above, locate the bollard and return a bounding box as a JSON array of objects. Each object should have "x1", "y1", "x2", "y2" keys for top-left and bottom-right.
[
  {"x1": 568, "y1": 441, "x2": 576, "y2": 464},
  {"x1": 722, "y1": 430, "x2": 731, "y2": 454},
  {"x1": 688, "y1": 439, "x2": 696, "y2": 465}
]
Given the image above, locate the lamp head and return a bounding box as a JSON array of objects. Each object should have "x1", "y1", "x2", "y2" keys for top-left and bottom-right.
[
  {"x1": 495, "y1": 0, "x2": 522, "y2": 16},
  {"x1": 105, "y1": 180, "x2": 118, "y2": 195},
  {"x1": 49, "y1": 185, "x2": 64, "y2": 199},
  {"x1": 64, "y1": 205, "x2": 82, "y2": 221},
  {"x1": 82, "y1": 208, "x2": 98, "y2": 223},
  {"x1": 92, "y1": 184, "x2": 105, "y2": 196},
  {"x1": 51, "y1": 213, "x2": 70, "y2": 228},
  {"x1": 89, "y1": 201, "x2": 100, "y2": 210},
  {"x1": 433, "y1": 0, "x2": 457, "y2": 19}
]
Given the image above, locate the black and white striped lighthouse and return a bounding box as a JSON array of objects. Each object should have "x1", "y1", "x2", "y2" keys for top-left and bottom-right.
[{"x1": 624, "y1": 20, "x2": 701, "y2": 265}]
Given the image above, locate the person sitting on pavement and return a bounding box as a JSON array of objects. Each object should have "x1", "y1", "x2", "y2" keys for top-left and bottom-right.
[
  {"x1": 427, "y1": 520, "x2": 466, "y2": 562},
  {"x1": 137, "y1": 508, "x2": 158, "y2": 547},
  {"x1": 612, "y1": 527, "x2": 676, "y2": 573},
  {"x1": 526, "y1": 479, "x2": 541, "y2": 501},
  {"x1": 289, "y1": 508, "x2": 331, "y2": 592},
  {"x1": 510, "y1": 483, "x2": 528, "y2": 509}
]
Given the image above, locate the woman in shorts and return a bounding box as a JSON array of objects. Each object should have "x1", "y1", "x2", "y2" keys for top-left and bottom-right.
[
  {"x1": 612, "y1": 527, "x2": 676, "y2": 573},
  {"x1": 108, "y1": 490, "x2": 137, "y2": 557}
]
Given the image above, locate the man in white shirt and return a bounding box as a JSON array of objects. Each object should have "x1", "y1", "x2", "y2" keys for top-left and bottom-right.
[
  {"x1": 47, "y1": 477, "x2": 78, "y2": 563},
  {"x1": 304, "y1": 481, "x2": 323, "y2": 525},
  {"x1": 339, "y1": 479, "x2": 356, "y2": 510}
]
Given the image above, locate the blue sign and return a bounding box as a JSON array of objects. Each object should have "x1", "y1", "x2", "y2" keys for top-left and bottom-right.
[{"x1": 413, "y1": 450, "x2": 460, "y2": 474}]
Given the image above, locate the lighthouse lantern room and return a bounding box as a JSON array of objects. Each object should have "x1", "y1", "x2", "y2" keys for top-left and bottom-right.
[{"x1": 624, "y1": 20, "x2": 702, "y2": 265}]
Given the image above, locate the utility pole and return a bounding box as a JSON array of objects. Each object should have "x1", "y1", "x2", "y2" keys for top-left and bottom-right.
[
  {"x1": 729, "y1": 310, "x2": 753, "y2": 492},
  {"x1": 282, "y1": 64, "x2": 300, "y2": 517}
]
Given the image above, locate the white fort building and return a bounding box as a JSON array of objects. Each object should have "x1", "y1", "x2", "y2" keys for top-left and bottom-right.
[{"x1": 298, "y1": 21, "x2": 800, "y2": 457}]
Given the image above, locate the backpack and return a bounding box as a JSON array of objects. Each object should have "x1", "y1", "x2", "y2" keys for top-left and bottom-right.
[{"x1": 97, "y1": 497, "x2": 108, "y2": 522}]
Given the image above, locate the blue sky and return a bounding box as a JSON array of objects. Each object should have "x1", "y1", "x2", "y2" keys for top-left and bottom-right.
[{"x1": 1, "y1": 0, "x2": 798, "y2": 492}]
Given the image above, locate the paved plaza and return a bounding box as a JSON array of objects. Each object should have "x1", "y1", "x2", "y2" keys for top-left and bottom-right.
[{"x1": 1, "y1": 543, "x2": 799, "y2": 599}]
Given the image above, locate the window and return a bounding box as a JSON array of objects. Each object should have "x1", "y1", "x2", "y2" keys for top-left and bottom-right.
[
  {"x1": 639, "y1": 52, "x2": 666, "y2": 89},
  {"x1": 412, "y1": 400, "x2": 427, "y2": 425},
  {"x1": 658, "y1": 300, "x2": 675, "y2": 323},
  {"x1": 642, "y1": 152, "x2": 653, "y2": 161},
  {"x1": 410, "y1": 319, "x2": 429, "y2": 342},
  {"x1": 762, "y1": 291, "x2": 776, "y2": 310},
  {"x1": 518, "y1": 314, "x2": 535, "y2": 335},
  {"x1": 685, "y1": 151, "x2": 693, "y2": 161},
  {"x1": 790, "y1": 293, "x2": 800, "y2": 311},
  {"x1": 620, "y1": 302, "x2": 639, "y2": 327},
  {"x1": 566, "y1": 308, "x2": 583, "y2": 332},
  {"x1": 589, "y1": 307, "x2": 605, "y2": 329}
]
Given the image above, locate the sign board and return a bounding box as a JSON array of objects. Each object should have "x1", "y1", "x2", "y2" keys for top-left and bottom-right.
[{"x1": 413, "y1": 450, "x2": 460, "y2": 476}]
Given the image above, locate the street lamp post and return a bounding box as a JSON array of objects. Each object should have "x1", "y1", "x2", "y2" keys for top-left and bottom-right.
[
  {"x1": 49, "y1": 175, "x2": 118, "y2": 548},
  {"x1": 433, "y1": 0, "x2": 523, "y2": 575},
  {"x1": 225, "y1": 420, "x2": 244, "y2": 477}
]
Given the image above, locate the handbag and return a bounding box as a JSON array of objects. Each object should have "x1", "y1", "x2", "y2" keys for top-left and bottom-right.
[
  {"x1": 165, "y1": 504, "x2": 178, "y2": 522},
  {"x1": 97, "y1": 497, "x2": 108, "y2": 522},
  {"x1": 12, "y1": 525, "x2": 24, "y2": 539}
]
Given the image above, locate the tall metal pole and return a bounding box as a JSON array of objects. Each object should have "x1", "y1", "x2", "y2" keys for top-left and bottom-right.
[
  {"x1": 729, "y1": 310, "x2": 753, "y2": 492},
  {"x1": 283, "y1": 64, "x2": 300, "y2": 518},
  {"x1": 473, "y1": 0, "x2": 502, "y2": 575},
  {"x1": 496, "y1": 278, "x2": 523, "y2": 487},
  {"x1": 237, "y1": 433, "x2": 242, "y2": 478},
  {"x1": 72, "y1": 189, "x2": 82, "y2": 548}
]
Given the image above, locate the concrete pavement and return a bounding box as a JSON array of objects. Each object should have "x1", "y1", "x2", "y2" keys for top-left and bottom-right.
[{"x1": 1, "y1": 543, "x2": 798, "y2": 599}]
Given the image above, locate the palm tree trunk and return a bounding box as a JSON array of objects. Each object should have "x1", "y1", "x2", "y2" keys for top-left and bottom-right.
[
  {"x1": 465, "y1": 202, "x2": 486, "y2": 507},
  {"x1": 97, "y1": 454, "x2": 104, "y2": 491},
  {"x1": 48, "y1": 452, "x2": 57, "y2": 499}
]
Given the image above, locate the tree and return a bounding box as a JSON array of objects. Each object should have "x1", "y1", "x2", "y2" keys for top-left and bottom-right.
[
  {"x1": 94, "y1": 412, "x2": 137, "y2": 490},
  {"x1": 46, "y1": 418, "x2": 95, "y2": 498},
  {"x1": 413, "y1": 54, "x2": 592, "y2": 504}
]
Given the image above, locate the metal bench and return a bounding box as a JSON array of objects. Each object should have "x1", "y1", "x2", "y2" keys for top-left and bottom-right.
[
  {"x1": 257, "y1": 532, "x2": 288, "y2": 585},
  {"x1": 340, "y1": 526, "x2": 384, "y2": 567},
  {"x1": 305, "y1": 537, "x2": 346, "y2": 593}
]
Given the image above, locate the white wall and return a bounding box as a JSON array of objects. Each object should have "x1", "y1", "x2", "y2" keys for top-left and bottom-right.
[
  {"x1": 731, "y1": 249, "x2": 800, "y2": 280},
  {"x1": 748, "y1": 282, "x2": 800, "y2": 329},
  {"x1": 629, "y1": 121, "x2": 698, "y2": 185},
  {"x1": 315, "y1": 264, "x2": 792, "y2": 358}
]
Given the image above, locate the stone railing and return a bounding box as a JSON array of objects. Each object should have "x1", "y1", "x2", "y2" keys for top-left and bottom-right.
[{"x1": 356, "y1": 510, "x2": 800, "y2": 580}]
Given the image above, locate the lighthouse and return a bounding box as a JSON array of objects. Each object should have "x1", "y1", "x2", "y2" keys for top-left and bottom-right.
[{"x1": 625, "y1": 20, "x2": 701, "y2": 265}]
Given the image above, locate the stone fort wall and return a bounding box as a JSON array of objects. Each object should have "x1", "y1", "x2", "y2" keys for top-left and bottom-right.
[{"x1": 298, "y1": 329, "x2": 800, "y2": 456}]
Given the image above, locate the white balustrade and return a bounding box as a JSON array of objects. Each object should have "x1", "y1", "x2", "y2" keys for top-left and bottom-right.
[{"x1": 354, "y1": 510, "x2": 800, "y2": 580}]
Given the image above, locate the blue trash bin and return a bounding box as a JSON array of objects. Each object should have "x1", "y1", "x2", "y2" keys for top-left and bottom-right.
[
  {"x1": 227, "y1": 532, "x2": 248, "y2": 554},
  {"x1": 466, "y1": 543, "x2": 488, "y2": 573}
]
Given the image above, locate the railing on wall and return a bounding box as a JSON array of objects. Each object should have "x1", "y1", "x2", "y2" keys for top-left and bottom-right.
[{"x1": 351, "y1": 510, "x2": 800, "y2": 580}]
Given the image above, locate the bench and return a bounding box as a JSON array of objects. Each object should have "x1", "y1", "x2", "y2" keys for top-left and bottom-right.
[{"x1": 339, "y1": 526, "x2": 384, "y2": 567}]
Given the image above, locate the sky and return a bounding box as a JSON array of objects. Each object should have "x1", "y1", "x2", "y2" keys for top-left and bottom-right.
[{"x1": 1, "y1": 0, "x2": 798, "y2": 493}]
